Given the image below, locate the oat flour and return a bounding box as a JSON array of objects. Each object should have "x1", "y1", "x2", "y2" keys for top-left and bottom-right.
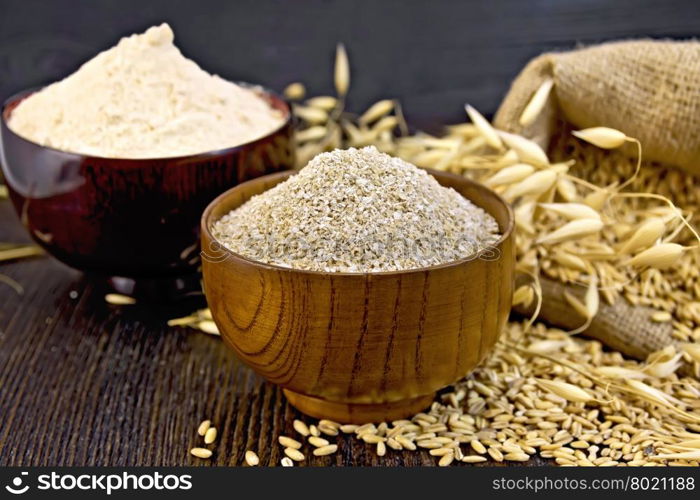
[{"x1": 8, "y1": 24, "x2": 285, "y2": 158}]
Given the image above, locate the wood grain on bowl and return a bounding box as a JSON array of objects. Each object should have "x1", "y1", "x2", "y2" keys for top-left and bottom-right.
[{"x1": 201, "y1": 170, "x2": 515, "y2": 423}]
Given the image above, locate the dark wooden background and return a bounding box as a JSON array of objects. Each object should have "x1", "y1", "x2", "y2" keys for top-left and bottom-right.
[
  {"x1": 2, "y1": 0, "x2": 700, "y2": 123},
  {"x1": 1, "y1": 0, "x2": 699, "y2": 466}
]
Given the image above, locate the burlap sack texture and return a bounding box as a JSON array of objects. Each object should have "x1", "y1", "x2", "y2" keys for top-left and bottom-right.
[
  {"x1": 495, "y1": 39, "x2": 700, "y2": 174},
  {"x1": 494, "y1": 40, "x2": 700, "y2": 373}
]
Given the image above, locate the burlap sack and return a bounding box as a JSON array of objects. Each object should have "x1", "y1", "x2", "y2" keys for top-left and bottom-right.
[
  {"x1": 512, "y1": 277, "x2": 697, "y2": 377},
  {"x1": 495, "y1": 40, "x2": 700, "y2": 175},
  {"x1": 494, "y1": 40, "x2": 700, "y2": 371}
]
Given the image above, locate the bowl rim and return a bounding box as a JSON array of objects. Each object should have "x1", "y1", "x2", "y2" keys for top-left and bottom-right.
[
  {"x1": 201, "y1": 168, "x2": 515, "y2": 277},
  {"x1": 0, "y1": 82, "x2": 292, "y2": 162}
]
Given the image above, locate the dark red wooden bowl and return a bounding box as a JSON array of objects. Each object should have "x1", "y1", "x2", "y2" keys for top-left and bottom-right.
[{"x1": 0, "y1": 85, "x2": 294, "y2": 297}]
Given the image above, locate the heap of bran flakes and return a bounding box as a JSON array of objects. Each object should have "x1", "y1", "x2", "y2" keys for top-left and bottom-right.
[{"x1": 212, "y1": 146, "x2": 500, "y2": 272}]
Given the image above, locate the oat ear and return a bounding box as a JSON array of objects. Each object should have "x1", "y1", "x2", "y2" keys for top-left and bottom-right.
[{"x1": 494, "y1": 53, "x2": 557, "y2": 151}]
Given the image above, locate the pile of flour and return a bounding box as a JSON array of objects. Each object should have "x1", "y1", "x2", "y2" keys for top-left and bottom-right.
[{"x1": 8, "y1": 24, "x2": 285, "y2": 158}]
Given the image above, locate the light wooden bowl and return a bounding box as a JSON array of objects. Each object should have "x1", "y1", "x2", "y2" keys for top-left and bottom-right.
[{"x1": 201, "y1": 169, "x2": 515, "y2": 423}]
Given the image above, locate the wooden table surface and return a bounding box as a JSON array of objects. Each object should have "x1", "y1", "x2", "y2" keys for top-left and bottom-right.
[{"x1": 0, "y1": 200, "x2": 544, "y2": 466}]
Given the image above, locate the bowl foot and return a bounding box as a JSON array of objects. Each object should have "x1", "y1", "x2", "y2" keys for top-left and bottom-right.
[
  {"x1": 283, "y1": 389, "x2": 435, "y2": 424},
  {"x1": 106, "y1": 273, "x2": 203, "y2": 302}
]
